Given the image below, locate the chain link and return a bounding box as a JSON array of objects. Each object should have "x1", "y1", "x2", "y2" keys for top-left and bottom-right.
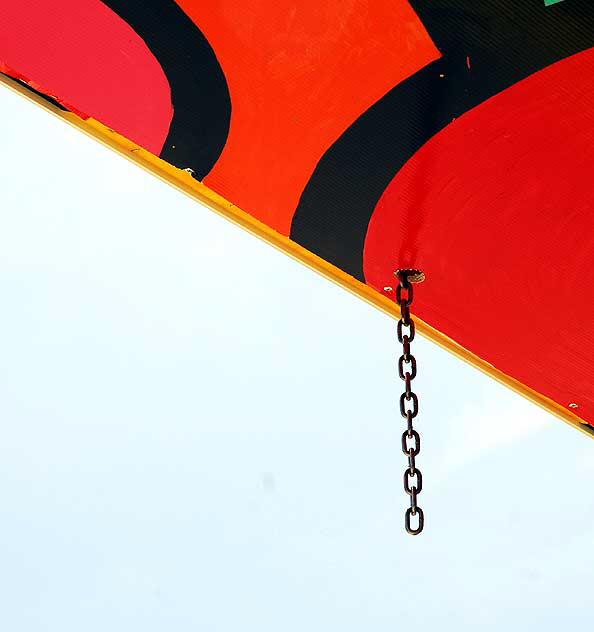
[{"x1": 396, "y1": 270, "x2": 424, "y2": 535}]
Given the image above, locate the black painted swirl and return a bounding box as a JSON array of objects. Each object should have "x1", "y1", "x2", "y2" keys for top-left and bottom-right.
[
  {"x1": 102, "y1": 0, "x2": 231, "y2": 179},
  {"x1": 290, "y1": 0, "x2": 594, "y2": 281}
]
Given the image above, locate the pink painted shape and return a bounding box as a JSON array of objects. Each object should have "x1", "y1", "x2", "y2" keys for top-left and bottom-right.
[{"x1": 0, "y1": 0, "x2": 173, "y2": 155}]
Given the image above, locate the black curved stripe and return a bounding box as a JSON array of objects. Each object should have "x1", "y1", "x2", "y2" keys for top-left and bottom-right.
[
  {"x1": 290, "y1": 0, "x2": 594, "y2": 281},
  {"x1": 102, "y1": 0, "x2": 230, "y2": 180}
]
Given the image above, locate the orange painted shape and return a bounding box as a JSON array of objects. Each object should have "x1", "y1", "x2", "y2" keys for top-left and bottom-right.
[{"x1": 176, "y1": 0, "x2": 439, "y2": 234}]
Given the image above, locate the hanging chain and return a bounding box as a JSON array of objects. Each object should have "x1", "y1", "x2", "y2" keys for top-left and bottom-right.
[{"x1": 395, "y1": 270, "x2": 424, "y2": 535}]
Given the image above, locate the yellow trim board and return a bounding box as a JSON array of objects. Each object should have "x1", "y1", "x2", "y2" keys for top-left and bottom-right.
[{"x1": 1, "y1": 73, "x2": 591, "y2": 439}]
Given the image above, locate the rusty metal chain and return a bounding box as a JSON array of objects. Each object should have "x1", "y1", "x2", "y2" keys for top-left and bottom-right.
[{"x1": 395, "y1": 270, "x2": 424, "y2": 535}]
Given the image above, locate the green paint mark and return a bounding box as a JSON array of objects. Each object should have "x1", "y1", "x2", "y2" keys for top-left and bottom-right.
[{"x1": 544, "y1": 0, "x2": 565, "y2": 6}]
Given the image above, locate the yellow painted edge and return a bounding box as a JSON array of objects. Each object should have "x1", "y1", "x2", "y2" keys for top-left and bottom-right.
[{"x1": 2, "y1": 73, "x2": 592, "y2": 439}]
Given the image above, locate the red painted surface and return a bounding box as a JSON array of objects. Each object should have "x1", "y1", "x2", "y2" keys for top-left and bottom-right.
[
  {"x1": 180, "y1": 0, "x2": 439, "y2": 234},
  {"x1": 0, "y1": 0, "x2": 173, "y2": 154},
  {"x1": 364, "y1": 48, "x2": 594, "y2": 425},
  {"x1": 2, "y1": 0, "x2": 593, "y2": 428}
]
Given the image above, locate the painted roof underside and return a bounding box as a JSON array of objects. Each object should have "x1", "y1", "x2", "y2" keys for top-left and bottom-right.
[{"x1": 2, "y1": 1, "x2": 594, "y2": 432}]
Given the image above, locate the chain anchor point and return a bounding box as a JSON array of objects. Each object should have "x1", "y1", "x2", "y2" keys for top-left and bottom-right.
[{"x1": 394, "y1": 269, "x2": 426, "y2": 284}]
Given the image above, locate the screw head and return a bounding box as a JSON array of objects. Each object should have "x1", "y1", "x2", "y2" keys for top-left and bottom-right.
[{"x1": 394, "y1": 269, "x2": 426, "y2": 283}]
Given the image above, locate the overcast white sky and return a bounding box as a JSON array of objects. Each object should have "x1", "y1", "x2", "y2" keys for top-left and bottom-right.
[{"x1": 1, "y1": 85, "x2": 593, "y2": 631}]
